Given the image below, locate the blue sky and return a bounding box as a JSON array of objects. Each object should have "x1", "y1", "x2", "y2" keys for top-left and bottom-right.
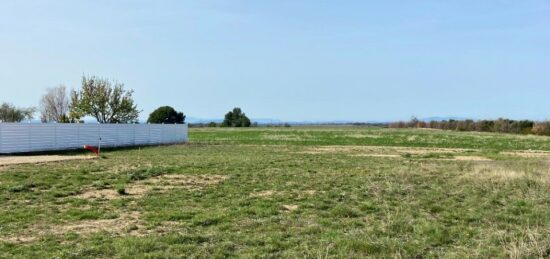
[{"x1": 1, "y1": 0, "x2": 549, "y2": 122}]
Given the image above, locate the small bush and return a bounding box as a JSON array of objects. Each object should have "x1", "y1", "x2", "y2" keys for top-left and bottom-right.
[{"x1": 117, "y1": 186, "x2": 127, "y2": 195}]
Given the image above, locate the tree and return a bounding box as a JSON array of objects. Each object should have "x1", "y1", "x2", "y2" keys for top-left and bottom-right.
[
  {"x1": 70, "y1": 76, "x2": 140, "y2": 123},
  {"x1": 222, "y1": 107, "x2": 251, "y2": 127},
  {"x1": 532, "y1": 122, "x2": 550, "y2": 136},
  {"x1": 0, "y1": 103, "x2": 35, "y2": 122},
  {"x1": 147, "y1": 106, "x2": 185, "y2": 124},
  {"x1": 40, "y1": 85, "x2": 70, "y2": 123}
]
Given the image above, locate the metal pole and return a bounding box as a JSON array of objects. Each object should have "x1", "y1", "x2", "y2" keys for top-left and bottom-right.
[{"x1": 98, "y1": 124, "x2": 102, "y2": 157}]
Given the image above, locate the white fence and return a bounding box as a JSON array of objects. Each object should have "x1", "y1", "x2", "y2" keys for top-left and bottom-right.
[{"x1": 0, "y1": 123, "x2": 188, "y2": 154}]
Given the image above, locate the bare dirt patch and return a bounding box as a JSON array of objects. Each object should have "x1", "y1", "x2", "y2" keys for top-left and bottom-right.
[
  {"x1": 282, "y1": 204, "x2": 299, "y2": 211},
  {"x1": 0, "y1": 155, "x2": 95, "y2": 166},
  {"x1": 76, "y1": 174, "x2": 228, "y2": 201}
]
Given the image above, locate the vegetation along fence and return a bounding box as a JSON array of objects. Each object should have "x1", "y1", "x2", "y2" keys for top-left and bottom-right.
[{"x1": 0, "y1": 123, "x2": 188, "y2": 154}]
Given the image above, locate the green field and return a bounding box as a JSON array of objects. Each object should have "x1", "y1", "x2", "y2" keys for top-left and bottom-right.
[{"x1": 1, "y1": 127, "x2": 549, "y2": 258}]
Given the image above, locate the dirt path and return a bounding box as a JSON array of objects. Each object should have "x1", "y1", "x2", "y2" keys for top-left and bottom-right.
[{"x1": 0, "y1": 155, "x2": 95, "y2": 166}]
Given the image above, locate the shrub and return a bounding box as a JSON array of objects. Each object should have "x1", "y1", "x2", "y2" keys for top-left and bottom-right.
[
  {"x1": 117, "y1": 186, "x2": 127, "y2": 195},
  {"x1": 222, "y1": 107, "x2": 251, "y2": 127},
  {"x1": 147, "y1": 106, "x2": 185, "y2": 124}
]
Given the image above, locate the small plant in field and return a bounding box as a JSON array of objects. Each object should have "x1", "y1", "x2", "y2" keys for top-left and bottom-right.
[
  {"x1": 92, "y1": 180, "x2": 109, "y2": 189},
  {"x1": 117, "y1": 186, "x2": 127, "y2": 195}
]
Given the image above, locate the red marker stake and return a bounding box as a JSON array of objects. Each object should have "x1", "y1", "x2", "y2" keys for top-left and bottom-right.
[{"x1": 83, "y1": 145, "x2": 100, "y2": 157}]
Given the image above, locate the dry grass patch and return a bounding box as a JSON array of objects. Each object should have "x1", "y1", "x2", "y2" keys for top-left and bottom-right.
[
  {"x1": 301, "y1": 145, "x2": 474, "y2": 155},
  {"x1": 75, "y1": 189, "x2": 121, "y2": 200},
  {"x1": 351, "y1": 154, "x2": 402, "y2": 158},
  {"x1": 446, "y1": 156, "x2": 492, "y2": 161},
  {"x1": 501, "y1": 150, "x2": 550, "y2": 158},
  {"x1": 250, "y1": 190, "x2": 276, "y2": 197},
  {"x1": 76, "y1": 174, "x2": 228, "y2": 201},
  {"x1": 303, "y1": 190, "x2": 317, "y2": 195},
  {"x1": 58, "y1": 211, "x2": 145, "y2": 236},
  {"x1": 4, "y1": 174, "x2": 229, "y2": 243},
  {"x1": 300, "y1": 146, "x2": 491, "y2": 161},
  {"x1": 1, "y1": 211, "x2": 146, "y2": 244},
  {"x1": 464, "y1": 164, "x2": 550, "y2": 184}
]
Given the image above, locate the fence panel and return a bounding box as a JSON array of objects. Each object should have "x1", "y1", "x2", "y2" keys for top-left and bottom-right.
[{"x1": 0, "y1": 123, "x2": 188, "y2": 154}]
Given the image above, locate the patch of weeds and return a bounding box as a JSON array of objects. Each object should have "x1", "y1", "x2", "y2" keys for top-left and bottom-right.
[
  {"x1": 51, "y1": 190, "x2": 73, "y2": 198},
  {"x1": 359, "y1": 201, "x2": 379, "y2": 213},
  {"x1": 116, "y1": 185, "x2": 127, "y2": 195},
  {"x1": 150, "y1": 211, "x2": 195, "y2": 221},
  {"x1": 163, "y1": 234, "x2": 211, "y2": 245},
  {"x1": 191, "y1": 213, "x2": 225, "y2": 227},
  {"x1": 126, "y1": 167, "x2": 165, "y2": 182},
  {"x1": 92, "y1": 180, "x2": 110, "y2": 190},
  {"x1": 419, "y1": 153, "x2": 454, "y2": 159},
  {"x1": 64, "y1": 232, "x2": 80, "y2": 241},
  {"x1": 330, "y1": 205, "x2": 362, "y2": 218},
  {"x1": 8, "y1": 182, "x2": 36, "y2": 193}
]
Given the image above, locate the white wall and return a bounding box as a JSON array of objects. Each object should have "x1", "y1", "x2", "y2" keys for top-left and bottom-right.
[{"x1": 0, "y1": 123, "x2": 188, "y2": 154}]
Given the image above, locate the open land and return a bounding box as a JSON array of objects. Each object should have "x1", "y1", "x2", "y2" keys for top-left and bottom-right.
[{"x1": 0, "y1": 127, "x2": 549, "y2": 258}]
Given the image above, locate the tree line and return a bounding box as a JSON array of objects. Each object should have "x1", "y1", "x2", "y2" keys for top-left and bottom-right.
[
  {"x1": 390, "y1": 117, "x2": 550, "y2": 136},
  {"x1": 0, "y1": 75, "x2": 253, "y2": 127},
  {"x1": 0, "y1": 76, "x2": 184, "y2": 124}
]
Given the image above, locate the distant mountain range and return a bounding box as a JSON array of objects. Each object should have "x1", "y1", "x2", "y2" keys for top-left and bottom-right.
[{"x1": 418, "y1": 117, "x2": 468, "y2": 122}]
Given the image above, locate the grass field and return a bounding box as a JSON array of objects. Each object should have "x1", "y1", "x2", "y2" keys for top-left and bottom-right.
[{"x1": 1, "y1": 127, "x2": 549, "y2": 258}]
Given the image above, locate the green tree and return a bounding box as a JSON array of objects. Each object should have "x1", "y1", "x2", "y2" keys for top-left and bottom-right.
[
  {"x1": 0, "y1": 103, "x2": 35, "y2": 122},
  {"x1": 70, "y1": 76, "x2": 140, "y2": 123},
  {"x1": 222, "y1": 107, "x2": 252, "y2": 127},
  {"x1": 147, "y1": 106, "x2": 185, "y2": 124}
]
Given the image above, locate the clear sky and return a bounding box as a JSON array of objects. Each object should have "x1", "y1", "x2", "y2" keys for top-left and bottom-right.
[{"x1": 1, "y1": 1, "x2": 549, "y2": 122}]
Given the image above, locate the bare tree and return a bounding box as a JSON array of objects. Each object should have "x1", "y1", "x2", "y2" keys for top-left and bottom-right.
[{"x1": 40, "y1": 85, "x2": 70, "y2": 123}]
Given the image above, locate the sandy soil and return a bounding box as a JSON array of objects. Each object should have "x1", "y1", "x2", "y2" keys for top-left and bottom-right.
[{"x1": 0, "y1": 155, "x2": 96, "y2": 166}]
